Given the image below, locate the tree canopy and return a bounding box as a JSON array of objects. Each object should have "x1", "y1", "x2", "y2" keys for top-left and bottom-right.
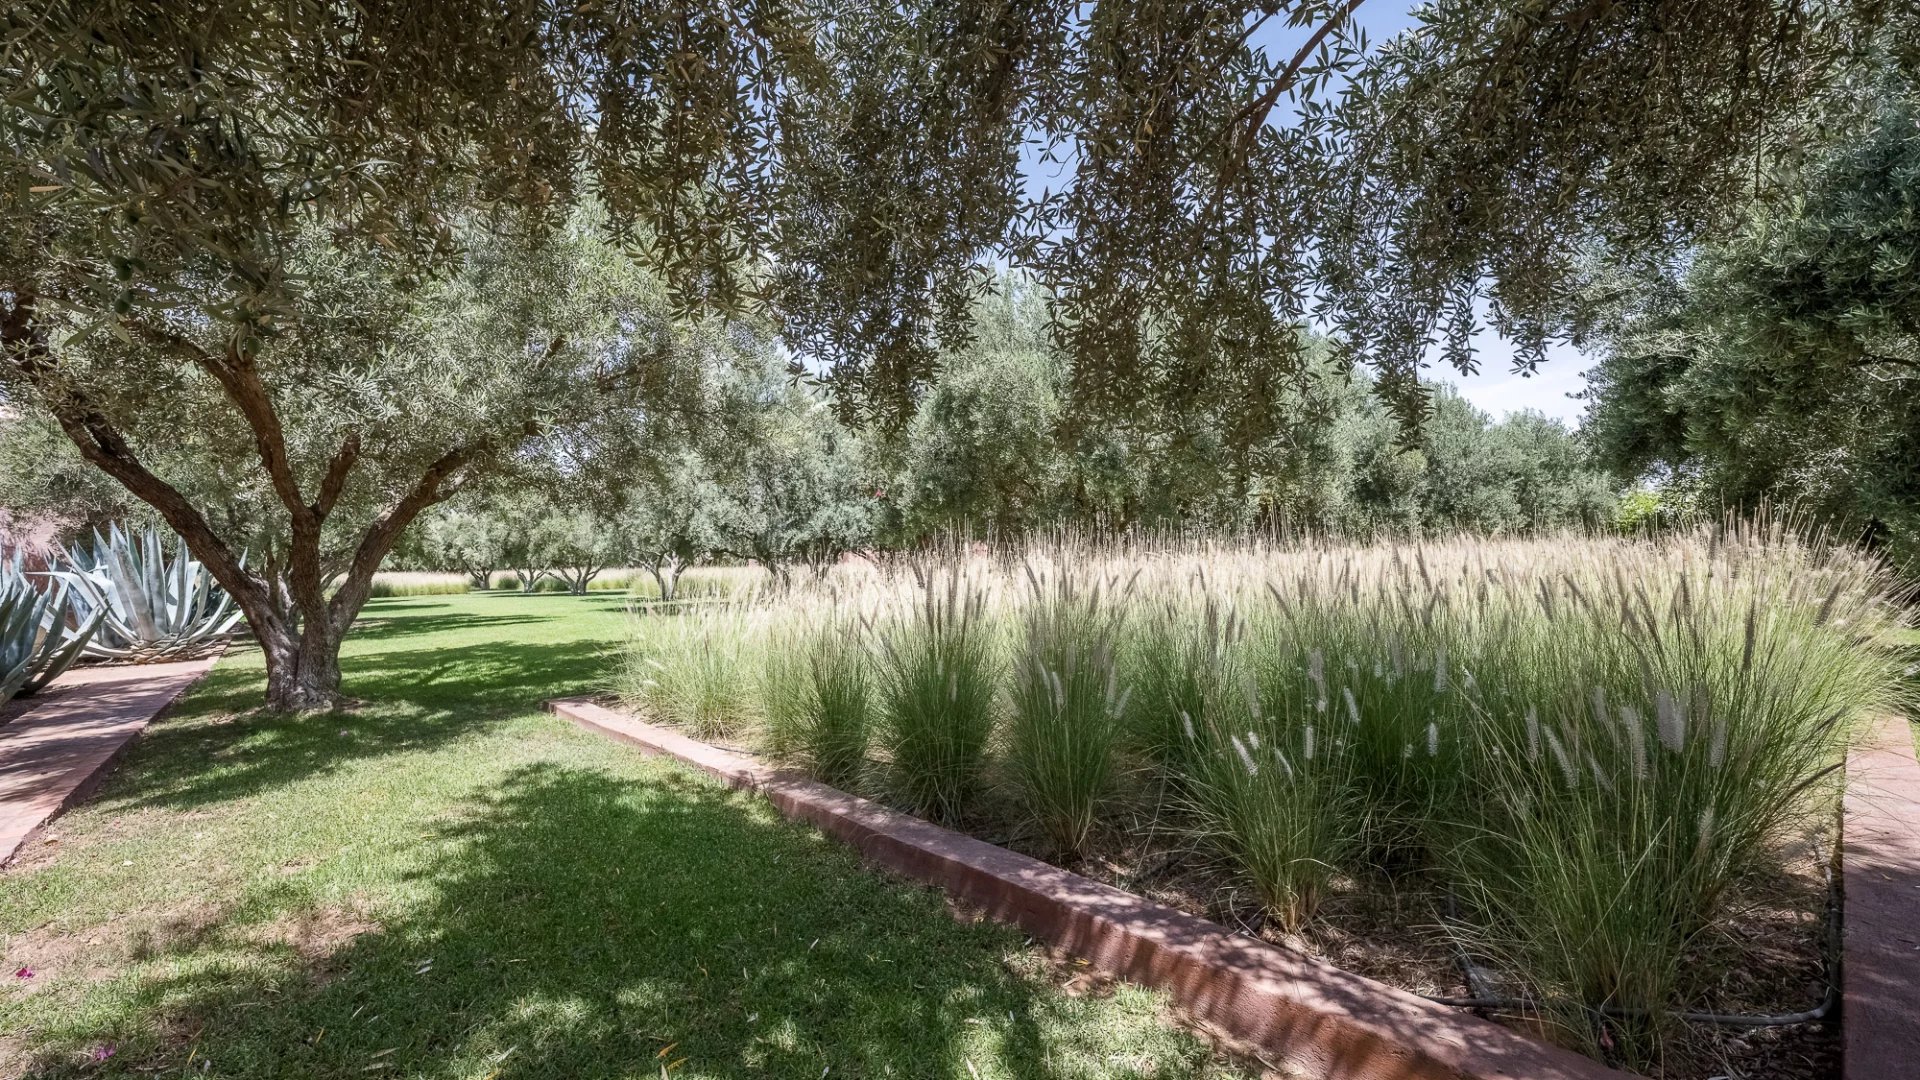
[
  {"x1": 9, "y1": 1, "x2": 1915, "y2": 431},
  {"x1": 7, "y1": 0, "x2": 1912, "y2": 706},
  {"x1": 1581, "y1": 78, "x2": 1920, "y2": 565}
]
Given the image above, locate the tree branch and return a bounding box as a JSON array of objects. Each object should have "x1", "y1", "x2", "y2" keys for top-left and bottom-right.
[
  {"x1": 315, "y1": 432, "x2": 362, "y2": 517},
  {"x1": 201, "y1": 337, "x2": 312, "y2": 523},
  {"x1": 324, "y1": 419, "x2": 539, "y2": 635},
  {"x1": 1210, "y1": 0, "x2": 1368, "y2": 206},
  {"x1": 5, "y1": 292, "x2": 274, "y2": 630}
]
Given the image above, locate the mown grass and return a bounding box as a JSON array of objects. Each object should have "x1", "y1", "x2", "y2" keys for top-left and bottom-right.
[{"x1": 0, "y1": 592, "x2": 1249, "y2": 1080}]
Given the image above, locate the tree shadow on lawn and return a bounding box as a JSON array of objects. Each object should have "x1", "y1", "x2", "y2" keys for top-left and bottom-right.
[
  {"x1": 343, "y1": 611, "x2": 549, "y2": 642},
  {"x1": 348, "y1": 593, "x2": 626, "y2": 640},
  {"x1": 15, "y1": 763, "x2": 1221, "y2": 1080},
  {"x1": 95, "y1": 635, "x2": 626, "y2": 817}
]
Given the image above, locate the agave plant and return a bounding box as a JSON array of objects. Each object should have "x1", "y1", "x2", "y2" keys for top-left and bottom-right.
[
  {"x1": 47, "y1": 525, "x2": 244, "y2": 663},
  {"x1": 0, "y1": 554, "x2": 102, "y2": 702}
]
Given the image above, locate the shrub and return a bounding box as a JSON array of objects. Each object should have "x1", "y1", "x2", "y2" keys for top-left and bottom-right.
[{"x1": 873, "y1": 568, "x2": 999, "y2": 823}]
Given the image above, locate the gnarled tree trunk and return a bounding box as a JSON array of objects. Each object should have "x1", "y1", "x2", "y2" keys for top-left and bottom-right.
[{"x1": 255, "y1": 617, "x2": 346, "y2": 711}]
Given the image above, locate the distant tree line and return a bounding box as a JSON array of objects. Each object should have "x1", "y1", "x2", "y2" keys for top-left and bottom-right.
[{"x1": 343, "y1": 279, "x2": 1617, "y2": 589}]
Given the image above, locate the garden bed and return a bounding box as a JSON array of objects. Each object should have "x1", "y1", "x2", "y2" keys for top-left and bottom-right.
[
  {"x1": 554, "y1": 695, "x2": 1848, "y2": 1080},
  {"x1": 610, "y1": 528, "x2": 1909, "y2": 1078}
]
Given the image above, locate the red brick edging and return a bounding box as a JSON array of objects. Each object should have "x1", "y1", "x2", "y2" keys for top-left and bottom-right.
[
  {"x1": 1842, "y1": 712, "x2": 1920, "y2": 1080},
  {"x1": 547, "y1": 697, "x2": 1627, "y2": 1080}
]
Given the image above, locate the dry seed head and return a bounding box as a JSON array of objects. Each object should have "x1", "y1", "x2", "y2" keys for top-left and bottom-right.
[
  {"x1": 1241, "y1": 672, "x2": 1264, "y2": 721},
  {"x1": 1742, "y1": 597, "x2": 1759, "y2": 674},
  {"x1": 1587, "y1": 752, "x2": 1616, "y2": 795},
  {"x1": 1619, "y1": 706, "x2": 1648, "y2": 781},
  {"x1": 1545, "y1": 729, "x2": 1577, "y2": 789},
  {"x1": 1344, "y1": 686, "x2": 1360, "y2": 726},
  {"x1": 1815, "y1": 577, "x2": 1844, "y2": 626},
  {"x1": 1232, "y1": 734, "x2": 1259, "y2": 776},
  {"x1": 1654, "y1": 690, "x2": 1685, "y2": 752}
]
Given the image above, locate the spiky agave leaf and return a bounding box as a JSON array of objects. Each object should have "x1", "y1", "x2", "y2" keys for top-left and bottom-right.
[
  {"x1": 46, "y1": 525, "x2": 243, "y2": 664},
  {"x1": 0, "y1": 554, "x2": 104, "y2": 701}
]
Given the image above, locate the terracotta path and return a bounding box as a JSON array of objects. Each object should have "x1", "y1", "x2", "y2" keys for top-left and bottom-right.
[
  {"x1": 1842, "y1": 712, "x2": 1920, "y2": 1080},
  {"x1": 0, "y1": 655, "x2": 221, "y2": 867}
]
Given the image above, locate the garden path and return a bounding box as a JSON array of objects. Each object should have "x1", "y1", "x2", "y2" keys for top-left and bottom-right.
[{"x1": 0, "y1": 657, "x2": 220, "y2": 866}]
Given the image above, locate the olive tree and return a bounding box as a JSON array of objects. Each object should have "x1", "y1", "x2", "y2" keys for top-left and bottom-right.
[
  {"x1": 1581, "y1": 82, "x2": 1920, "y2": 562},
  {"x1": 2, "y1": 212, "x2": 699, "y2": 708},
  {"x1": 420, "y1": 504, "x2": 515, "y2": 591},
  {"x1": 622, "y1": 451, "x2": 727, "y2": 602}
]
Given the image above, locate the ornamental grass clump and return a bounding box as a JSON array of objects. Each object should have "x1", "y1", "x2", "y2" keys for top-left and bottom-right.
[
  {"x1": 618, "y1": 603, "x2": 766, "y2": 740},
  {"x1": 1006, "y1": 565, "x2": 1130, "y2": 857},
  {"x1": 1180, "y1": 614, "x2": 1362, "y2": 934},
  {"x1": 1444, "y1": 524, "x2": 1906, "y2": 1063},
  {"x1": 874, "y1": 567, "x2": 999, "y2": 824},
  {"x1": 1253, "y1": 554, "x2": 1474, "y2": 862},
  {"x1": 763, "y1": 613, "x2": 874, "y2": 788},
  {"x1": 1182, "y1": 698, "x2": 1358, "y2": 935},
  {"x1": 1124, "y1": 585, "x2": 1242, "y2": 780}
]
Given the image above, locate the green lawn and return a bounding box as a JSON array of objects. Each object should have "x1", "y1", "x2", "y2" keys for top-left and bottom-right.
[{"x1": 1, "y1": 593, "x2": 1248, "y2": 1080}]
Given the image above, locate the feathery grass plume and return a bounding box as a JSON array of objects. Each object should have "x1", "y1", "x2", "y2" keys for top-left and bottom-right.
[
  {"x1": 1006, "y1": 564, "x2": 1128, "y2": 856},
  {"x1": 873, "y1": 563, "x2": 1000, "y2": 824}
]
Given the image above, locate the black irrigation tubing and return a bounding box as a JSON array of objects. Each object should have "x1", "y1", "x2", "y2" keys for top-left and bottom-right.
[
  {"x1": 1423, "y1": 866, "x2": 1840, "y2": 1029},
  {"x1": 1421, "y1": 981, "x2": 1836, "y2": 1029}
]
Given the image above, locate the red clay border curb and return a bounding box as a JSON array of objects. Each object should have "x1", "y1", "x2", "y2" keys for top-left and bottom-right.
[
  {"x1": 548, "y1": 697, "x2": 1629, "y2": 1080},
  {"x1": 1841, "y1": 712, "x2": 1920, "y2": 1080}
]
